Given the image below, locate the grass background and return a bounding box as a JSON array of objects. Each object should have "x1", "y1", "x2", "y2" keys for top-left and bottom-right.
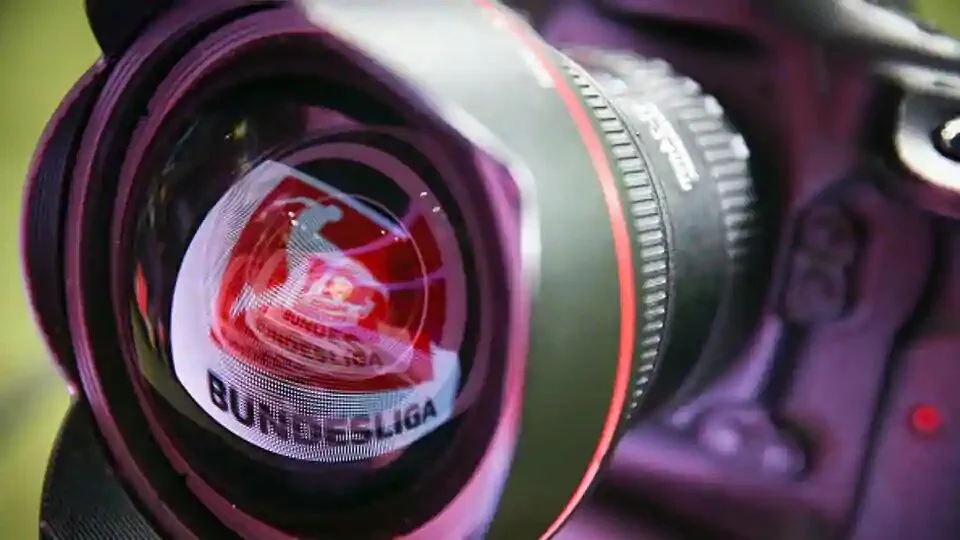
[{"x1": 0, "y1": 1, "x2": 956, "y2": 539}]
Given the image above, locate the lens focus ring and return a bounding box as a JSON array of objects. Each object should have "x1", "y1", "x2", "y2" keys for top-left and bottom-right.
[
  {"x1": 563, "y1": 60, "x2": 671, "y2": 419},
  {"x1": 596, "y1": 53, "x2": 759, "y2": 265},
  {"x1": 568, "y1": 50, "x2": 767, "y2": 412}
]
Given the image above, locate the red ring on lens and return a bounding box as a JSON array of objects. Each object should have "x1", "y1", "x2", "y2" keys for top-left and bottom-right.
[{"x1": 472, "y1": 2, "x2": 638, "y2": 537}]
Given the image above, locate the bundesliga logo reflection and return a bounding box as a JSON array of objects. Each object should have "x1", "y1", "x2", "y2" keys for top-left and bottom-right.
[
  {"x1": 211, "y1": 197, "x2": 428, "y2": 391},
  {"x1": 169, "y1": 162, "x2": 461, "y2": 462}
]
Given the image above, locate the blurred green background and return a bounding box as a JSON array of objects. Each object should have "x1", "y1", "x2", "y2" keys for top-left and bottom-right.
[
  {"x1": 0, "y1": 1, "x2": 956, "y2": 539},
  {"x1": 0, "y1": 1, "x2": 96, "y2": 539}
]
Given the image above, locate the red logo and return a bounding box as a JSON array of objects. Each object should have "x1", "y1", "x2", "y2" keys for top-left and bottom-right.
[{"x1": 209, "y1": 174, "x2": 450, "y2": 392}]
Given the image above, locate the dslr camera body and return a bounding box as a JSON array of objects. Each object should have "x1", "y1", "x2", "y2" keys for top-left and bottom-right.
[{"x1": 22, "y1": 0, "x2": 960, "y2": 539}]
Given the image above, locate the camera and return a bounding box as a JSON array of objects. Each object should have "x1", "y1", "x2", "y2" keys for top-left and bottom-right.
[{"x1": 21, "y1": 0, "x2": 960, "y2": 538}]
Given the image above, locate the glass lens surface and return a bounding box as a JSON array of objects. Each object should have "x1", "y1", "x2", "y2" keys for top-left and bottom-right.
[
  {"x1": 128, "y1": 92, "x2": 472, "y2": 470},
  {"x1": 170, "y1": 156, "x2": 467, "y2": 463}
]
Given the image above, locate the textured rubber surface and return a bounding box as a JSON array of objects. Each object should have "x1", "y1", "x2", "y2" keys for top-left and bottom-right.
[
  {"x1": 563, "y1": 58, "x2": 670, "y2": 420},
  {"x1": 39, "y1": 403, "x2": 161, "y2": 540}
]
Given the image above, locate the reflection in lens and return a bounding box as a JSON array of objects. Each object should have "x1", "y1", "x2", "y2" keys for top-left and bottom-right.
[
  {"x1": 123, "y1": 83, "x2": 497, "y2": 535},
  {"x1": 170, "y1": 153, "x2": 468, "y2": 464}
]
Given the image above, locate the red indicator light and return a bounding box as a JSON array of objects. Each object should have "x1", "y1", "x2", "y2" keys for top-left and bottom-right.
[{"x1": 909, "y1": 404, "x2": 942, "y2": 435}]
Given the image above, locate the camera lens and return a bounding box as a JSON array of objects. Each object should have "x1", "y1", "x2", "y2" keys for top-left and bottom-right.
[{"x1": 33, "y1": 2, "x2": 774, "y2": 538}]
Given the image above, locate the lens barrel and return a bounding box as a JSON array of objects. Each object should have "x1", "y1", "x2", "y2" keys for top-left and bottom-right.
[{"x1": 22, "y1": 1, "x2": 772, "y2": 538}]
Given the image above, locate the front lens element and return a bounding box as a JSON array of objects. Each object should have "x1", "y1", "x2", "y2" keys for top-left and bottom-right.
[{"x1": 169, "y1": 151, "x2": 467, "y2": 463}]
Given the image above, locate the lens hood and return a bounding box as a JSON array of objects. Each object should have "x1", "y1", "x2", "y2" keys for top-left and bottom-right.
[{"x1": 23, "y1": 1, "x2": 664, "y2": 538}]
